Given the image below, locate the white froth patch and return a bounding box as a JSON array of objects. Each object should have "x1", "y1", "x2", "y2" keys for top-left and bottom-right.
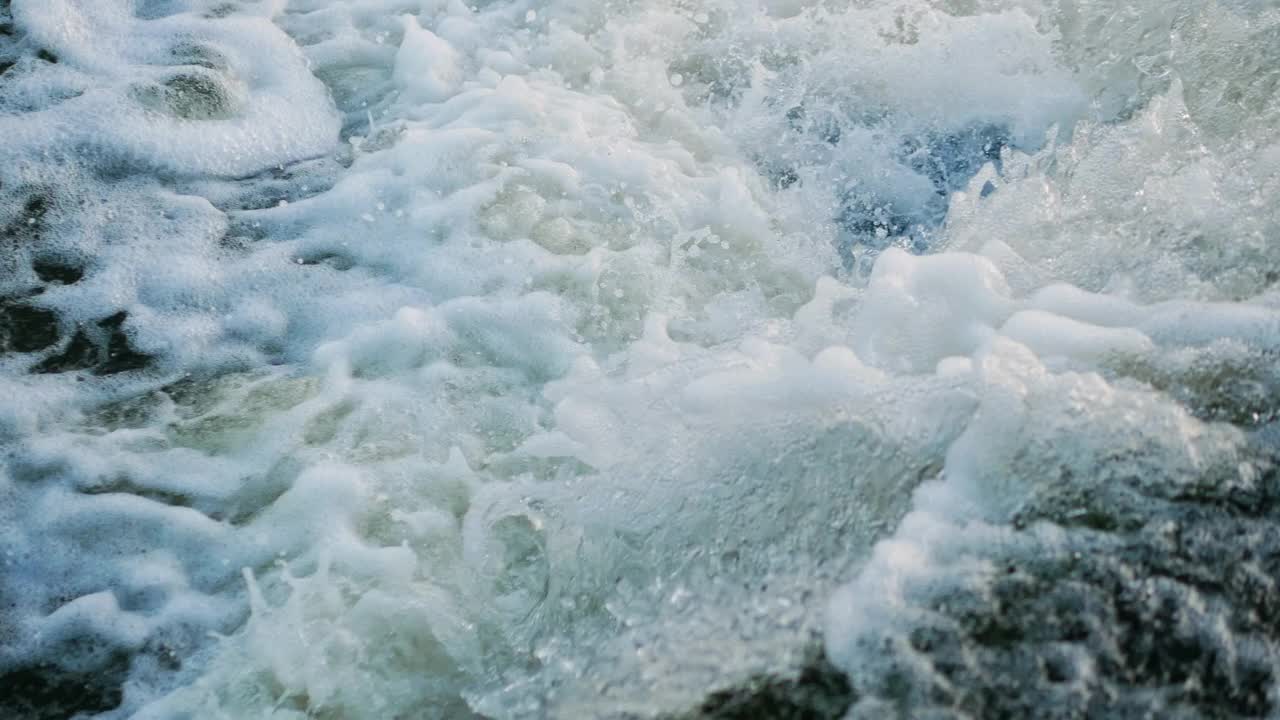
[
  {"x1": 852, "y1": 249, "x2": 1013, "y2": 373},
  {"x1": 394, "y1": 15, "x2": 462, "y2": 104},
  {"x1": 7, "y1": 0, "x2": 340, "y2": 176}
]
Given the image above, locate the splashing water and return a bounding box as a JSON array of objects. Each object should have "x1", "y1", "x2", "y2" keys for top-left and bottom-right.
[{"x1": 1, "y1": 0, "x2": 1278, "y2": 717}]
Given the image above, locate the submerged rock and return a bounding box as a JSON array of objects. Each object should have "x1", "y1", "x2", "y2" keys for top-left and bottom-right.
[
  {"x1": 133, "y1": 70, "x2": 240, "y2": 121},
  {"x1": 0, "y1": 299, "x2": 58, "y2": 353},
  {"x1": 1110, "y1": 345, "x2": 1280, "y2": 427},
  {"x1": 30, "y1": 257, "x2": 84, "y2": 285},
  {"x1": 666, "y1": 647, "x2": 856, "y2": 720},
  {"x1": 32, "y1": 311, "x2": 153, "y2": 375},
  {"x1": 838, "y1": 441, "x2": 1280, "y2": 719},
  {"x1": 0, "y1": 662, "x2": 127, "y2": 720},
  {"x1": 33, "y1": 327, "x2": 98, "y2": 374}
]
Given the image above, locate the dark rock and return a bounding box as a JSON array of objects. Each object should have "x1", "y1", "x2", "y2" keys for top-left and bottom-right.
[
  {"x1": 169, "y1": 41, "x2": 228, "y2": 71},
  {"x1": 670, "y1": 648, "x2": 857, "y2": 720},
  {"x1": 95, "y1": 311, "x2": 154, "y2": 375},
  {"x1": 33, "y1": 327, "x2": 97, "y2": 374},
  {"x1": 1109, "y1": 347, "x2": 1280, "y2": 427},
  {"x1": 31, "y1": 257, "x2": 84, "y2": 285},
  {"x1": 841, "y1": 447, "x2": 1280, "y2": 719},
  {"x1": 0, "y1": 300, "x2": 58, "y2": 353},
  {"x1": 133, "y1": 70, "x2": 236, "y2": 121},
  {"x1": 31, "y1": 311, "x2": 153, "y2": 375},
  {"x1": 2, "y1": 193, "x2": 53, "y2": 280},
  {"x1": 0, "y1": 660, "x2": 127, "y2": 720},
  {"x1": 3, "y1": 194, "x2": 50, "y2": 239}
]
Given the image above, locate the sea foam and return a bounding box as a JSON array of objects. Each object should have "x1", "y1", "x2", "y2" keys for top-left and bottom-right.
[{"x1": 1, "y1": 0, "x2": 1277, "y2": 717}]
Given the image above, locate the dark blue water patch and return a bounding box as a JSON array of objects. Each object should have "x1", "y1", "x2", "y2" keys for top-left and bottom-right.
[
  {"x1": 835, "y1": 194, "x2": 939, "y2": 252},
  {"x1": 900, "y1": 124, "x2": 1009, "y2": 195},
  {"x1": 784, "y1": 104, "x2": 846, "y2": 146},
  {"x1": 834, "y1": 123, "x2": 1011, "y2": 271}
]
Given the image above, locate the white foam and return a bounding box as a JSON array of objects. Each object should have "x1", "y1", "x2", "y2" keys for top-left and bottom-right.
[
  {"x1": 7, "y1": 0, "x2": 339, "y2": 176},
  {"x1": 0, "y1": 0, "x2": 1276, "y2": 717}
]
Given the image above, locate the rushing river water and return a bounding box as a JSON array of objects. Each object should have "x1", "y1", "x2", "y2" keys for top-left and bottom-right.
[{"x1": 1, "y1": 0, "x2": 1279, "y2": 717}]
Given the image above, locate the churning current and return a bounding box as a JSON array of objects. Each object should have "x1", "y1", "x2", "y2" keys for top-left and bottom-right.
[{"x1": 1, "y1": 0, "x2": 1279, "y2": 717}]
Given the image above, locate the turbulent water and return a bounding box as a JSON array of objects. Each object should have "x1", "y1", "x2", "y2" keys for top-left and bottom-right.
[{"x1": 1, "y1": 0, "x2": 1278, "y2": 717}]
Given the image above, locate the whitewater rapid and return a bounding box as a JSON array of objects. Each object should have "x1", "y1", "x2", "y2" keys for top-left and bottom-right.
[{"x1": 1, "y1": 0, "x2": 1278, "y2": 717}]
